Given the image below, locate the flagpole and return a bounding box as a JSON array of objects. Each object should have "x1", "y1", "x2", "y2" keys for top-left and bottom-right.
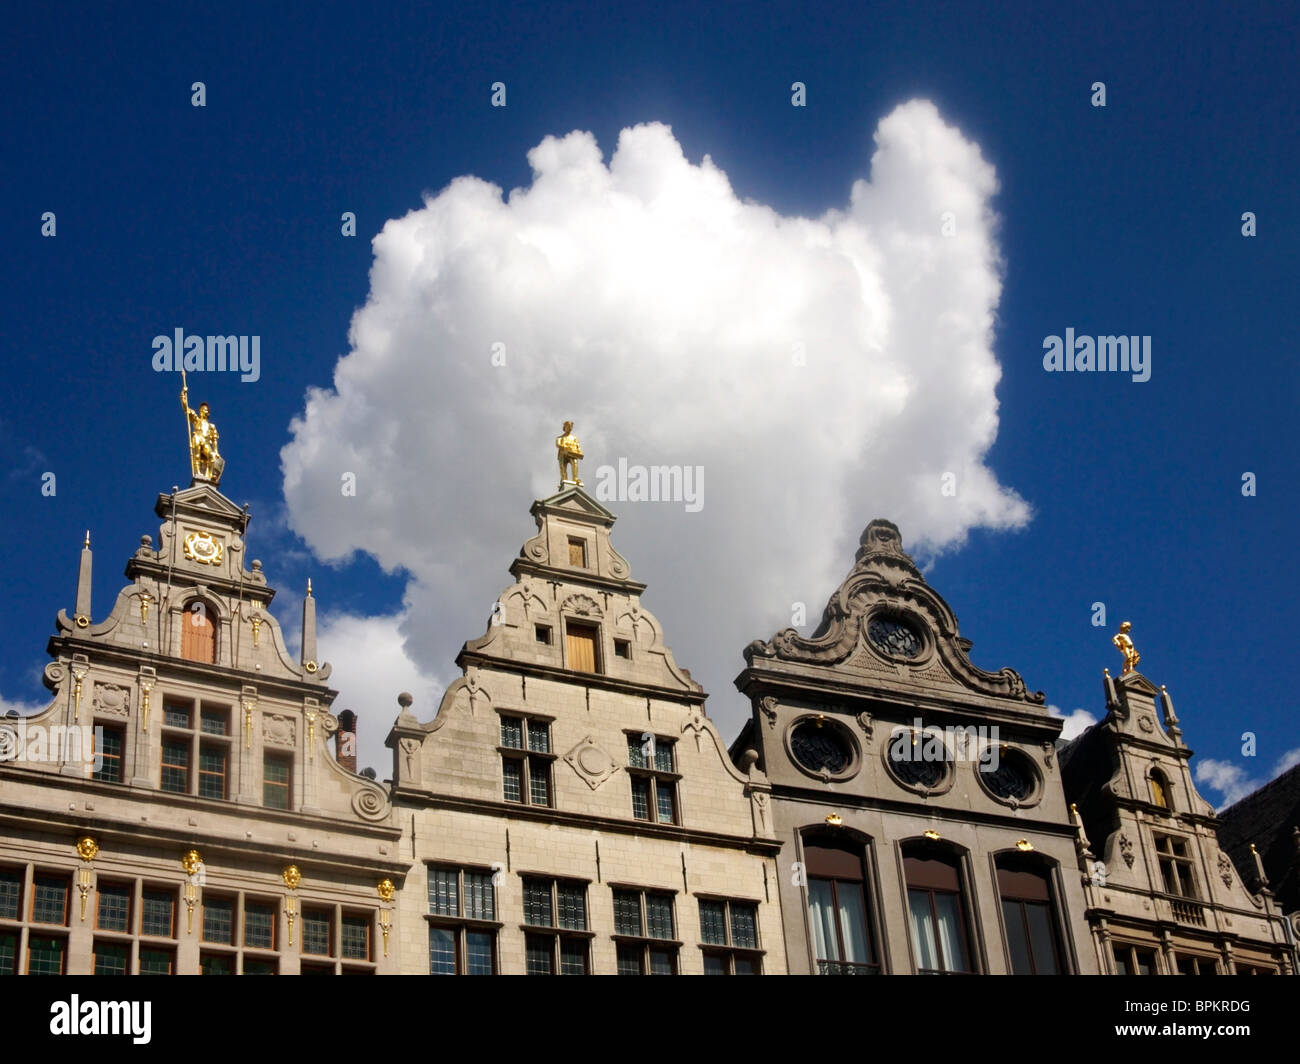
[{"x1": 180, "y1": 367, "x2": 191, "y2": 479}]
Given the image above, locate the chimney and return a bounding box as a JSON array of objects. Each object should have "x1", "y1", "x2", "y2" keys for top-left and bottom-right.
[{"x1": 335, "y1": 709, "x2": 358, "y2": 773}]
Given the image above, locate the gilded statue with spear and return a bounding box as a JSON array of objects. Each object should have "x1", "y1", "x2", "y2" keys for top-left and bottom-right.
[{"x1": 181, "y1": 370, "x2": 225, "y2": 485}]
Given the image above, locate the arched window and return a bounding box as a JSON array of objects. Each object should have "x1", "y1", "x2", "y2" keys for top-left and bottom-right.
[
  {"x1": 902, "y1": 843, "x2": 975, "y2": 974},
  {"x1": 180, "y1": 600, "x2": 217, "y2": 664},
  {"x1": 803, "y1": 837, "x2": 880, "y2": 974},
  {"x1": 1149, "y1": 769, "x2": 1170, "y2": 810},
  {"x1": 996, "y1": 854, "x2": 1065, "y2": 975}
]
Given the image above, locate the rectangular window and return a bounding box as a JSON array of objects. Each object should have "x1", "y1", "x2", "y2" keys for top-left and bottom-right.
[
  {"x1": 263, "y1": 753, "x2": 291, "y2": 810},
  {"x1": 242, "y1": 957, "x2": 277, "y2": 975},
  {"x1": 535, "y1": 625, "x2": 552, "y2": 644},
  {"x1": 26, "y1": 935, "x2": 65, "y2": 975},
  {"x1": 302, "y1": 908, "x2": 331, "y2": 956},
  {"x1": 614, "y1": 639, "x2": 631, "y2": 659},
  {"x1": 521, "y1": 877, "x2": 590, "y2": 975},
  {"x1": 139, "y1": 947, "x2": 174, "y2": 975},
  {"x1": 163, "y1": 700, "x2": 192, "y2": 729},
  {"x1": 1154, "y1": 834, "x2": 1198, "y2": 898},
  {"x1": 568, "y1": 538, "x2": 587, "y2": 567},
  {"x1": 31, "y1": 875, "x2": 69, "y2": 925},
  {"x1": 500, "y1": 716, "x2": 553, "y2": 808},
  {"x1": 626, "y1": 735, "x2": 678, "y2": 825},
  {"x1": 201, "y1": 707, "x2": 229, "y2": 735},
  {"x1": 613, "y1": 888, "x2": 678, "y2": 975},
  {"x1": 160, "y1": 738, "x2": 190, "y2": 794},
  {"x1": 427, "y1": 866, "x2": 498, "y2": 975},
  {"x1": 202, "y1": 896, "x2": 234, "y2": 945},
  {"x1": 244, "y1": 901, "x2": 276, "y2": 949},
  {"x1": 0, "y1": 931, "x2": 17, "y2": 975},
  {"x1": 96, "y1": 882, "x2": 131, "y2": 932},
  {"x1": 806, "y1": 841, "x2": 880, "y2": 975},
  {"x1": 141, "y1": 889, "x2": 175, "y2": 937},
  {"x1": 565, "y1": 621, "x2": 599, "y2": 673},
  {"x1": 1113, "y1": 944, "x2": 1157, "y2": 975},
  {"x1": 201, "y1": 953, "x2": 234, "y2": 975},
  {"x1": 93, "y1": 726, "x2": 124, "y2": 784},
  {"x1": 697, "y1": 898, "x2": 761, "y2": 974},
  {"x1": 904, "y1": 851, "x2": 974, "y2": 974},
  {"x1": 997, "y1": 861, "x2": 1065, "y2": 976},
  {"x1": 0, "y1": 868, "x2": 22, "y2": 920},
  {"x1": 1176, "y1": 954, "x2": 1217, "y2": 975},
  {"x1": 341, "y1": 914, "x2": 371, "y2": 961},
  {"x1": 92, "y1": 940, "x2": 129, "y2": 975},
  {"x1": 198, "y1": 743, "x2": 228, "y2": 799}
]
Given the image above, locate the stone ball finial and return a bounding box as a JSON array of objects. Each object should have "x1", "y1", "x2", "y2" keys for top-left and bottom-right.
[
  {"x1": 251, "y1": 559, "x2": 263, "y2": 571},
  {"x1": 739, "y1": 748, "x2": 759, "y2": 772},
  {"x1": 141, "y1": 535, "x2": 152, "y2": 548},
  {"x1": 398, "y1": 692, "x2": 413, "y2": 708}
]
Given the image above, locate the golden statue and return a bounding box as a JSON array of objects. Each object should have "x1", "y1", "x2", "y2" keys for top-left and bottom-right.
[
  {"x1": 181, "y1": 370, "x2": 224, "y2": 485},
  {"x1": 1112, "y1": 621, "x2": 1140, "y2": 674},
  {"x1": 556, "y1": 420, "x2": 583, "y2": 486}
]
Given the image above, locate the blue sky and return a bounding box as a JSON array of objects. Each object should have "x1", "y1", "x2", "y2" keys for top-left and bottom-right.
[{"x1": 3, "y1": 0, "x2": 1296, "y2": 803}]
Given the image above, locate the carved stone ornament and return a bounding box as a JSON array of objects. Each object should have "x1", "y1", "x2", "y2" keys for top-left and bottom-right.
[
  {"x1": 1218, "y1": 853, "x2": 1234, "y2": 887},
  {"x1": 1138, "y1": 715, "x2": 1156, "y2": 733},
  {"x1": 351, "y1": 786, "x2": 390, "y2": 821},
  {"x1": 262, "y1": 714, "x2": 296, "y2": 747},
  {"x1": 564, "y1": 737, "x2": 619, "y2": 791},
  {"x1": 92, "y1": 683, "x2": 129, "y2": 719},
  {"x1": 560, "y1": 593, "x2": 603, "y2": 618},
  {"x1": 1119, "y1": 833, "x2": 1135, "y2": 868}
]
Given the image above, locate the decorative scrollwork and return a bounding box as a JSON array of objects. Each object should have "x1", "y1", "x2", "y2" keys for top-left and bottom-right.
[{"x1": 352, "y1": 786, "x2": 389, "y2": 821}]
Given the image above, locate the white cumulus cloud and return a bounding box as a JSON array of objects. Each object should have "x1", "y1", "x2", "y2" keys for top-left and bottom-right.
[
  {"x1": 1048, "y1": 706, "x2": 1097, "y2": 741},
  {"x1": 282, "y1": 100, "x2": 1030, "y2": 755}
]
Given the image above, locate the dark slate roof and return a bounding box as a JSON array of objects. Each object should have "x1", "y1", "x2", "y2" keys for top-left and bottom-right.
[{"x1": 1216, "y1": 761, "x2": 1300, "y2": 913}]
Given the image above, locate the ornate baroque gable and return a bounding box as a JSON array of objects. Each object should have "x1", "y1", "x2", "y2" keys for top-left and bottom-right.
[{"x1": 744, "y1": 519, "x2": 1045, "y2": 704}]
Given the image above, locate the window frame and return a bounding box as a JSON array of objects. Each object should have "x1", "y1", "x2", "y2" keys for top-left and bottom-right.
[
  {"x1": 611, "y1": 886, "x2": 680, "y2": 975},
  {"x1": 697, "y1": 895, "x2": 763, "y2": 974},
  {"x1": 497, "y1": 713, "x2": 556, "y2": 809},
  {"x1": 425, "y1": 864, "x2": 501, "y2": 975},
  {"x1": 625, "y1": 732, "x2": 680, "y2": 825},
  {"x1": 520, "y1": 875, "x2": 593, "y2": 975},
  {"x1": 902, "y1": 845, "x2": 977, "y2": 975}
]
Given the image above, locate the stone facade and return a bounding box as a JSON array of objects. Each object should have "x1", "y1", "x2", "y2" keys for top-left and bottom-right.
[
  {"x1": 1, "y1": 459, "x2": 1294, "y2": 976},
  {"x1": 386, "y1": 485, "x2": 786, "y2": 974},
  {"x1": 731, "y1": 519, "x2": 1099, "y2": 974},
  {"x1": 0, "y1": 482, "x2": 405, "y2": 975},
  {"x1": 1061, "y1": 670, "x2": 1294, "y2": 975}
]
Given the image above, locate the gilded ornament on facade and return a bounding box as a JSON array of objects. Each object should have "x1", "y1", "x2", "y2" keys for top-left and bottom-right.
[
  {"x1": 183, "y1": 530, "x2": 224, "y2": 565},
  {"x1": 1112, "y1": 621, "x2": 1140, "y2": 674},
  {"x1": 556, "y1": 421, "x2": 584, "y2": 486},
  {"x1": 181, "y1": 373, "x2": 225, "y2": 484},
  {"x1": 181, "y1": 849, "x2": 203, "y2": 876},
  {"x1": 282, "y1": 864, "x2": 302, "y2": 890},
  {"x1": 76, "y1": 836, "x2": 99, "y2": 862},
  {"x1": 377, "y1": 878, "x2": 396, "y2": 903}
]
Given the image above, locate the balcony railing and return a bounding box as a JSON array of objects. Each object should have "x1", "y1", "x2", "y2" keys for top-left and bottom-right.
[
  {"x1": 1169, "y1": 898, "x2": 1207, "y2": 926},
  {"x1": 817, "y1": 959, "x2": 879, "y2": 975}
]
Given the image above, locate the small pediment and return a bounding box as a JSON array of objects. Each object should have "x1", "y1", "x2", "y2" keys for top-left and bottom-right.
[
  {"x1": 156, "y1": 483, "x2": 246, "y2": 523},
  {"x1": 533, "y1": 485, "x2": 616, "y2": 523},
  {"x1": 1116, "y1": 671, "x2": 1161, "y2": 697}
]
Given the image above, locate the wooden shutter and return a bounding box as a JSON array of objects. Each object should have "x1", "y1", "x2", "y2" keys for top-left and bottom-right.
[
  {"x1": 565, "y1": 623, "x2": 598, "y2": 673},
  {"x1": 181, "y1": 604, "x2": 217, "y2": 663}
]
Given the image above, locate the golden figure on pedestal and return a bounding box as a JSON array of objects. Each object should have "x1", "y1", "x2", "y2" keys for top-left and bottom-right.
[
  {"x1": 556, "y1": 420, "x2": 583, "y2": 487},
  {"x1": 181, "y1": 370, "x2": 225, "y2": 485},
  {"x1": 1113, "y1": 621, "x2": 1140, "y2": 674}
]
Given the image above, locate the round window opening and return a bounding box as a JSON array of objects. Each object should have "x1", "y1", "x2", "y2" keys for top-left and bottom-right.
[
  {"x1": 790, "y1": 719, "x2": 854, "y2": 776},
  {"x1": 867, "y1": 615, "x2": 923, "y2": 660},
  {"x1": 979, "y1": 750, "x2": 1037, "y2": 804}
]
